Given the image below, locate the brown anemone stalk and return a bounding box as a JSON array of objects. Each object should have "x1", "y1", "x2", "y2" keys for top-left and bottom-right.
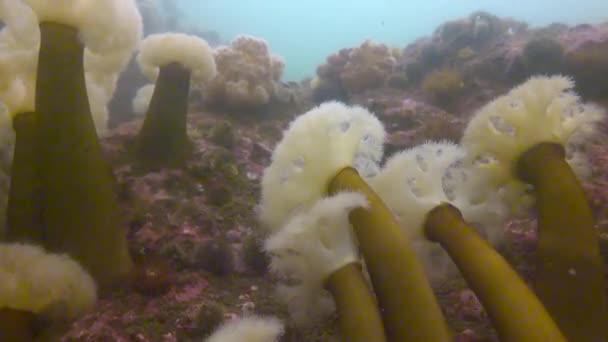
[
  {"x1": 425, "y1": 203, "x2": 566, "y2": 342},
  {"x1": 325, "y1": 262, "x2": 386, "y2": 342},
  {"x1": 328, "y1": 167, "x2": 451, "y2": 341},
  {"x1": 517, "y1": 142, "x2": 608, "y2": 341},
  {"x1": 35, "y1": 21, "x2": 131, "y2": 286},
  {"x1": 135, "y1": 61, "x2": 192, "y2": 168},
  {"x1": 0, "y1": 308, "x2": 35, "y2": 342},
  {"x1": 5, "y1": 111, "x2": 43, "y2": 242}
]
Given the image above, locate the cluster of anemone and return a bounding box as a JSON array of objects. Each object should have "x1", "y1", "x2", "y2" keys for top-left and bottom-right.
[
  {"x1": 203, "y1": 35, "x2": 285, "y2": 109},
  {"x1": 0, "y1": 0, "x2": 144, "y2": 293},
  {"x1": 259, "y1": 75, "x2": 607, "y2": 341},
  {"x1": 0, "y1": 2, "x2": 208, "y2": 334},
  {"x1": 0, "y1": 0, "x2": 142, "y2": 339},
  {"x1": 0, "y1": 0, "x2": 289, "y2": 339}
]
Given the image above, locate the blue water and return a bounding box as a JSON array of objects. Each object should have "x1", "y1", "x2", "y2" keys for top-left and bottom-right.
[{"x1": 176, "y1": 0, "x2": 608, "y2": 81}]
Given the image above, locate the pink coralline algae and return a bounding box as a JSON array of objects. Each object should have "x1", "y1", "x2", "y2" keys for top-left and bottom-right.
[
  {"x1": 457, "y1": 289, "x2": 486, "y2": 321},
  {"x1": 560, "y1": 24, "x2": 608, "y2": 53}
]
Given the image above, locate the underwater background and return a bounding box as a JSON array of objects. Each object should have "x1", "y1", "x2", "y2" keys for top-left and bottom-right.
[
  {"x1": 1, "y1": 0, "x2": 608, "y2": 341},
  {"x1": 175, "y1": 0, "x2": 608, "y2": 80}
]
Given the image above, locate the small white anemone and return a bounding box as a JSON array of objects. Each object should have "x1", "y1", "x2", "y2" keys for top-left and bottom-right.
[
  {"x1": 136, "y1": 32, "x2": 217, "y2": 83},
  {"x1": 462, "y1": 75, "x2": 604, "y2": 211},
  {"x1": 205, "y1": 315, "x2": 283, "y2": 342},
  {"x1": 371, "y1": 141, "x2": 465, "y2": 235},
  {"x1": 0, "y1": 0, "x2": 39, "y2": 49},
  {"x1": 0, "y1": 76, "x2": 26, "y2": 114},
  {"x1": 264, "y1": 192, "x2": 366, "y2": 327},
  {"x1": 21, "y1": 0, "x2": 143, "y2": 56},
  {"x1": 370, "y1": 141, "x2": 511, "y2": 281},
  {"x1": 0, "y1": 243, "x2": 97, "y2": 328},
  {"x1": 259, "y1": 101, "x2": 385, "y2": 232},
  {"x1": 0, "y1": 1, "x2": 38, "y2": 114},
  {"x1": 132, "y1": 84, "x2": 155, "y2": 116},
  {"x1": 370, "y1": 141, "x2": 463, "y2": 281},
  {"x1": 84, "y1": 79, "x2": 114, "y2": 137},
  {"x1": 6, "y1": 0, "x2": 143, "y2": 134},
  {"x1": 442, "y1": 158, "x2": 512, "y2": 245}
]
